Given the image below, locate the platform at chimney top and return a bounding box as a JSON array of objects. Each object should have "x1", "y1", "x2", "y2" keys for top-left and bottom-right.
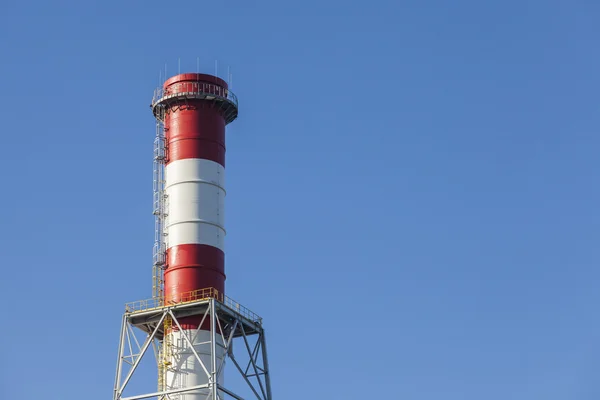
[
  {"x1": 123, "y1": 287, "x2": 262, "y2": 340},
  {"x1": 150, "y1": 81, "x2": 238, "y2": 124}
]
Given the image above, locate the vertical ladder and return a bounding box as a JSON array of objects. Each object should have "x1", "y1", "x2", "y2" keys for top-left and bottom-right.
[
  {"x1": 152, "y1": 119, "x2": 167, "y2": 304},
  {"x1": 158, "y1": 314, "x2": 173, "y2": 392}
]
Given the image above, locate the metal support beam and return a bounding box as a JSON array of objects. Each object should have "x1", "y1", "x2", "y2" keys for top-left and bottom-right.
[
  {"x1": 114, "y1": 297, "x2": 272, "y2": 400},
  {"x1": 169, "y1": 309, "x2": 212, "y2": 379},
  {"x1": 122, "y1": 383, "x2": 210, "y2": 400},
  {"x1": 113, "y1": 314, "x2": 127, "y2": 400},
  {"x1": 211, "y1": 299, "x2": 219, "y2": 400},
  {"x1": 260, "y1": 331, "x2": 273, "y2": 400},
  {"x1": 219, "y1": 385, "x2": 246, "y2": 400},
  {"x1": 117, "y1": 311, "x2": 167, "y2": 398},
  {"x1": 229, "y1": 354, "x2": 264, "y2": 400},
  {"x1": 241, "y1": 325, "x2": 267, "y2": 400}
]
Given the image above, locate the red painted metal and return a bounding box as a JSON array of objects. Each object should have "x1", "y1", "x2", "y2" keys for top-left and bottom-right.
[
  {"x1": 165, "y1": 244, "x2": 226, "y2": 302},
  {"x1": 164, "y1": 106, "x2": 225, "y2": 166},
  {"x1": 163, "y1": 73, "x2": 228, "y2": 167},
  {"x1": 163, "y1": 73, "x2": 228, "y2": 90},
  {"x1": 165, "y1": 244, "x2": 225, "y2": 330}
]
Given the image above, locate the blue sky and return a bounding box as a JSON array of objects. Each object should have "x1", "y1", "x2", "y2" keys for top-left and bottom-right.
[{"x1": 2, "y1": 0, "x2": 600, "y2": 398}]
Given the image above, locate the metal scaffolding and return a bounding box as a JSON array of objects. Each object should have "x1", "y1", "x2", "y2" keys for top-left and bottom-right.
[{"x1": 113, "y1": 294, "x2": 272, "y2": 400}]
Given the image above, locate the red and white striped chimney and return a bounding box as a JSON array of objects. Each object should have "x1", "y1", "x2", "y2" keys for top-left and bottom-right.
[{"x1": 159, "y1": 73, "x2": 236, "y2": 398}]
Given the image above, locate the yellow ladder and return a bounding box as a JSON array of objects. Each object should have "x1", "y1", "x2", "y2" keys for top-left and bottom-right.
[
  {"x1": 158, "y1": 315, "x2": 173, "y2": 392},
  {"x1": 152, "y1": 265, "x2": 164, "y2": 306}
]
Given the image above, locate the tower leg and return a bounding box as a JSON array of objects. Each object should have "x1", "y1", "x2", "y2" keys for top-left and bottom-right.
[
  {"x1": 210, "y1": 299, "x2": 219, "y2": 400},
  {"x1": 260, "y1": 332, "x2": 273, "y2": 400},
  {"x1": 113, "y1": 315, "x2": 127, "y2": 400}
]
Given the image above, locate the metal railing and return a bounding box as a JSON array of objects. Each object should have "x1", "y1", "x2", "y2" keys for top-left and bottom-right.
[
  {"x1": 125, "y1": 287, "x2": 262, "y2": 324},
  {"x1": 221, "y1": 293, "x2": 262, "y2": 325},
  {"x1": 152, "y1": 82, "x2": 238, "y2": 108}
]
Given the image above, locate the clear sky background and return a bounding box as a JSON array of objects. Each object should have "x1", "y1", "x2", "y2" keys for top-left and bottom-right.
[{"x1": 1, "y1": 0, "x2": 600, "y2": 399}]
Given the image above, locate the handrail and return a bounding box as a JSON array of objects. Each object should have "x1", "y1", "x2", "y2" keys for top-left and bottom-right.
[
  {"x1": 152, "y1": 82, "x2": 238, "y2": 109},
  {"x1": 125, "y1": 287, "x2": 262, "y2": 324}
]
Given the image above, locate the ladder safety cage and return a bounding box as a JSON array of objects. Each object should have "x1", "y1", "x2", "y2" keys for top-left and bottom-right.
[{"x1": 152, "y1": 118, "x2": 167, "y2": 303}]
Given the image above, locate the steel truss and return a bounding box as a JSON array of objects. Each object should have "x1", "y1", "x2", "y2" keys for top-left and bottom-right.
[{"x1": 114, "y1": 298, "x2": 272, "y2": 400}]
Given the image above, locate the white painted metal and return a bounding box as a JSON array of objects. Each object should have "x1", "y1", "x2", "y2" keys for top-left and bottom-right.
[
  {"x1": 165, "y1": 159, "x2": 225, "y2": 251},
  {"x1": 165, "y1": 329, "x2": 225, "y2": 400}
]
